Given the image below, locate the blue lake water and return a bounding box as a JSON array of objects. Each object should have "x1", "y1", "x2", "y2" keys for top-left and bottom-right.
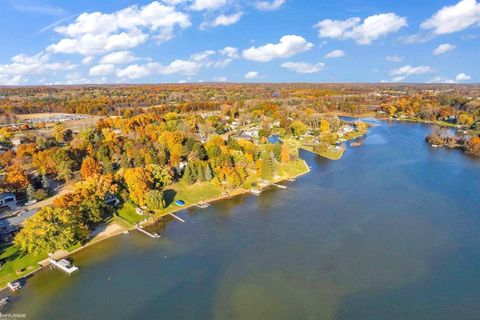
[{"x1": 6, "y1": 120, "x2": 480, "y2": 320}]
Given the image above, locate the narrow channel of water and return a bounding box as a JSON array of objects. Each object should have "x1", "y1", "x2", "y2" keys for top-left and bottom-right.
[{"x1": 6, "y1": 120, "x2": 480, "y2": 320}]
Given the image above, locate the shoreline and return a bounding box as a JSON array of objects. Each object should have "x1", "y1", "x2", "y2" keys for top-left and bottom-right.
[{"x1": 0, "y1": 160, "x2": 312, "y2": 293}]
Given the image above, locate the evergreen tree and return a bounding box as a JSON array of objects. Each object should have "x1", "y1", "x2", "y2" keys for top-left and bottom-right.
[
  {"x1": 26, "y1": 184, "x2": 35, "y2": 201},
  {"x1": 204, "y1": 162, "x2": 214, "y2": 181},
  {"x1": 41, "y1": 174, "x2": 49, "y2": 190}
]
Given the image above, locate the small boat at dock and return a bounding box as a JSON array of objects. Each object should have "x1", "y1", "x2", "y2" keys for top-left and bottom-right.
[
  {"x1": 196, "y1": 202, "x2": 210, "y2": 209},
  {"x1": 49, "y1": 258, "x2": 79, "y2": 274},
  {"x1": 0, "y1": 297, "x2": 9, "y2": 309},
  {"x1": 8, "y1": 280, "x2": 21, "y2": 291},
  {"x1": 250, "y1": 189, "x2": 262, "y2": 195}
]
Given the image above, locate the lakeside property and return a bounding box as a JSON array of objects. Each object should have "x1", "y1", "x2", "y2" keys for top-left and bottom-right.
[
  {"x1": 5, "y1": 119, "x2": 480, "y2": 320},
  {"x1": 0, "y1": 156, "x2": 310, "y2": 288}
]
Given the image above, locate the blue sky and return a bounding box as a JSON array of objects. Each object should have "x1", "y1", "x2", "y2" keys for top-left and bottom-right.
[{"x1": 0, "y1": 0, "x2": 479, "y2": 85}]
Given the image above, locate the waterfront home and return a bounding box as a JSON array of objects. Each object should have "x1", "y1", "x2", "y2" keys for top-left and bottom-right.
[
  {"x1": 11, "y1": 137, "x2": 25, "y2": 147},
  {"x1": 0, "y1": 193, "x2": 17, "y2": 211},
  {"x1": 0, "y1": 208, "x2": 37, "y2": 242}
]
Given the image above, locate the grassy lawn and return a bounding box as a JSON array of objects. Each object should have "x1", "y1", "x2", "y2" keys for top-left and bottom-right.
[
  {"x1": 116, "y1": 201, "x2": 143, "y2": 225},
  {"x1": 150, "y1": 181, "x2": 224, "y2": 218},
  {"x1": 280, "y1": 159, "x2": 309, "y2": 177},
  {"x1": 0, "y1": 244, "x2": 46, "y2": 287},
  {"x1": 301, "y1": 145, "x2": 344, "y2": 160}
]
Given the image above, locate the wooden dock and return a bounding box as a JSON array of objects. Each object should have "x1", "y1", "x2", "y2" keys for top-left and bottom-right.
[
  {"x1": 48, "y1": 258, "x2": 78, "y2": 274},
  {"x1": 135, "y1": 225, "x2": 161, "y2": 238},
  {"x1": 169, "y1": 212, "x2": 185, "y2": 223}
]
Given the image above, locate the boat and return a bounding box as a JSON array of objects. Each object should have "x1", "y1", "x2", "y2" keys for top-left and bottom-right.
[
  {"x1": 250, "y1": 189, "x2": 262, "y2": 195},
  {"x1": 0, "y1": 297, "x2": 8, "y2": 308},
  {"x1": 196, "y1": 202, "x2": 210, "y2": 209},
  {"x1": 8, "y1": 280, "x2": 21, "y2": 291},
  {"x1": 175, "y1": 200, "x2": 185, "y2": 206}
]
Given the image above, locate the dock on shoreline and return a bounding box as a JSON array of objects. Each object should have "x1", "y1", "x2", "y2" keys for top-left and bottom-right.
[{"x1": 135, "y1": 225, "x2": 161, "y2": 238}]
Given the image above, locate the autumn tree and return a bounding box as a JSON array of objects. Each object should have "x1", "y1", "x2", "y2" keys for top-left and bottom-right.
[
  {"x1": 291, "y1": 121, "x2": 308, "y2": 137},
  {"x1": 14, "y1": 206, "x2": 89, "y2": 255},
  {"x1": 81, "y1": 156, "x2": 101, "y2": 179},
  {"x1": 123, "y1": 167, "x2": 153, "y2": 206},
  {"x1": 4, "y1": 165, "x2": 29, "y2": 191}
]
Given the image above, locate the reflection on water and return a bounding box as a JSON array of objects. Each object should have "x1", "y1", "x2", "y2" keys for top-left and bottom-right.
[{"x1": 6, "y1": 121, "x2": 480, "y2": 320}]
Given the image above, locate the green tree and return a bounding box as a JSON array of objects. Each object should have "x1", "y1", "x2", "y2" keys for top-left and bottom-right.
[{"x1": 145, "y1": 190, "x2": 165, "y2": 211}]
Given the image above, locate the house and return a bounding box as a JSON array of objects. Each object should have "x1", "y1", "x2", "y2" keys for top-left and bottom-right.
[
  {"x1": 105, "y1": 194, "x2": 120, "y2": 206},
  {"x1": 0, "y1": 193, "x2": 17, "y2": 211},
  {"x1": 11, "y1": 137, "x2": 24, "y2": 147},
  {"x1": 0, "y1": 208, "x2": 37, "y2": 242}
]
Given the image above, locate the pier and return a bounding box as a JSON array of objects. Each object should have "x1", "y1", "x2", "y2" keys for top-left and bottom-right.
[
  {"x1": 49, "y1": 258, "x2": 78, "y2": 274},
  {"x1": 135, "y1": 225, "x2": 161, "y2": 238},
  {"x1": 168, "y1": 212, "x2": 185, "y2": 223},
  {"x1": 273, "y1": 183, "x2": 287, "y2": 189}
]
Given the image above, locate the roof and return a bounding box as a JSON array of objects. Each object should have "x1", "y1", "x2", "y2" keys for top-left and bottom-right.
[
  {"x1": 0, "y1": 193, "x2": 15, "y2": 200},
  {"x1": 0, "y1": 209, "x2": 37, "y2": 227}
]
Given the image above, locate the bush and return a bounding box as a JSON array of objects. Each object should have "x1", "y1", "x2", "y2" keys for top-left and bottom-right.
[{"x1": 34, "y1": 188, "x2": 48, "y2": 201}]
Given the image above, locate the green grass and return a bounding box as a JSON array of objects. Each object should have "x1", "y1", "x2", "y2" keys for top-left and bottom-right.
[
  {"x1": 280, "y1": 159, "x2": 309, "y2": 177},
  {"x1": 151, "y1": 181, "x2": 224, "y2": 218},
  {"x1": 0, "y1": 244, "x2": 46, "y2": 287},
  {"x1": 301, "y1": 145, "x2": 344, "y2": 160},
  {"x1": 116, "y1": 201, "x2": 143, "y2": 225}
]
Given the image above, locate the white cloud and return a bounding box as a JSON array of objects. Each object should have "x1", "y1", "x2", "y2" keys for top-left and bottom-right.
[
  {"x1": 100, "y1": 51, "x2": 138, "y2": 64},
  {"x1": 433, "y1": 43, "x2": 456, "y2": 55},
  {"x1": 456, "y1": 72, "x2": 471, "y2": 81},
  {"x1": 116, "y1": 64, "x2": 154, "y2": 79},
  {"x1": 89, "y1": 64, "x2": 116, "y2": 76},
  {"x1": 219, "y1": 46, "x2": 239, "y2": 58},
  {"x1": 0, "y1": 52, "x2": 75, "y2": 77},
  {"x1": 315, "y1": 13, "x2": 407, "y2": 45},
  {"x1": 47, "y1": 31, "x2": 149, "y2": 56},
  {"x1": 82, "y1": 56, "x2": 94, "y2": 65},
  {"x1": 212, "y1": 76, "x2": 227, "y2": 82},
  {"x1": 190, "y1": 0, "x2": 226, "y2": 11},
  {"x1": 325, "y1": 49, "x2": 345, "y2": 58},
  {"x1": 11, "y1": 1, "x2": 66, "y2": 16},
  {"x1": 242, "y1": 35, "x2": 313, "y2": 62},
  {"x1": 190, "y1": 50, "x2": 216, "y2": 62},
  {"x1": 421, "y1": 0, "x2": 480, "y2": 35},
  {"x1": 244, "y1": 71, "x2": 259, "y2": 79},
  {"x1": 48, "y1": 1, "x2": 191, "y2": 55},
  {"x1": 162, "y1": 59, "x2": 201, "y2": 75},
  {"x1": 390, "y1": 65, "x2": 433, "y2": 76},
  {"x1": 281, "y1": 61, "x2": 325, "y2": 73},
  {"x1": 201, "y1": 12, "x2": 243, "y2": 29},
  {"x1": 392, "y1": 76, "x2": 406, "y2": 82},
  {"x1": 429, "y1": 76, "x2": 456, "y2": 83},
  {"x1": 0, "y1": 75, "x2": 25, "y2": 86},
  {"x1": 255, "y1": 0, "x2": 286, "y2": 11},
  {"x1": 386, "y1": 55, "x2": 403, "y2": 62}
]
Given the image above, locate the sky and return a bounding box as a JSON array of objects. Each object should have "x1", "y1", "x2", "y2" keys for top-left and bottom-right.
[{"x1": 0, "y1": 0, "x2": 479, "y2": 85}]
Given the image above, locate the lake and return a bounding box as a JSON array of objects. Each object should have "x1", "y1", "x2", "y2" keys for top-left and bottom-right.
[{"x1": 6, "y1": 120, "x2": 480, "y2": 320}]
